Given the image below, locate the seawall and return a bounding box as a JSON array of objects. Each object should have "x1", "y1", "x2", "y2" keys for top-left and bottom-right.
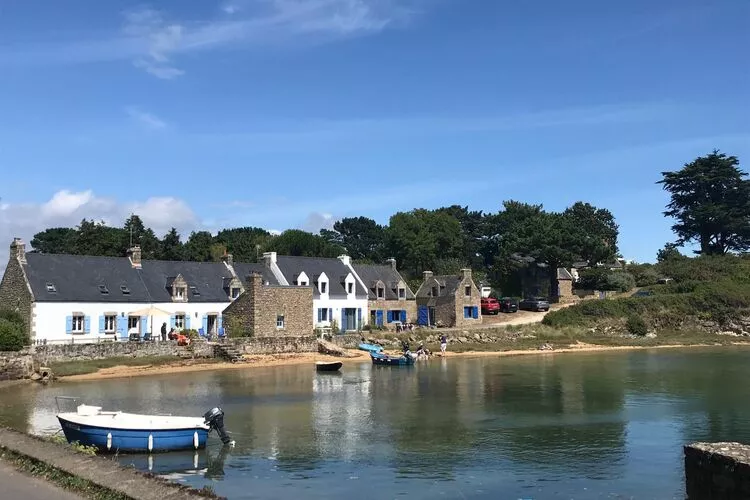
[{"x1": 685, "y1": 442, "x2": 750, "y2": 499}]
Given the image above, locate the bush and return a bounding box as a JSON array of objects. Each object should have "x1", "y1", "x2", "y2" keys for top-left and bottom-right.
[
  {"x1": 627, "y1": 264, "x2": 661, "y2": 287},
  {"x1": 575, "y1": 268, "x2": 636, "y2": 292},
  {"x1": 0, "y1": 309, "x2": 24, "y2": 325},
  {"x1": 626, "y1": 315, "x2": 648, "y2": 336},
  {"x1": 0, "y1": 318, "x2": 27, "y2": 351},
  {"x1": 607, "y1": 272, "x2": 636, "y2": 292}
]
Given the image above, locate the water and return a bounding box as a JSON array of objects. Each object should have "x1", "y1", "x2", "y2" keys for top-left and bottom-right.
[{"x1": 2, "y1": 347, "x2": 750, "y2": 499}]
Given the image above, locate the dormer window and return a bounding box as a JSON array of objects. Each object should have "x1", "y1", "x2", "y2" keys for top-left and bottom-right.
[
  {"x1": 377, "y1": 286, "x2": 384, "y2": 298},
  {"x1": 46, "y1": 282, "x2": 57, "y2": 293},
  {"x1": 398, "y1": 287, "x2": 405, "y2": 299},
  {"x1": 320, "y1": 282, "x2": 327, "y2": 293},
  {"x1": 190, "y1": 286, "x2": 200, "y2": 297},
  {"x1": 431, "y1": 286, "x2": 438, "y2": 297},
  {"x1": 98, "y1": 285, "x2": 109, "y2": 295},
  {"x1": 231, "y1": 287, "x2": 241, "y2": 299},
  {"x1": 120, "y1": 285, "x2": 130, "y2": 295},
  {"x1": 299, "y1": 280, "x2": 308, "y2": 286},
  {"x1": 175, "y1": 287, "x2": 186, "y2": 299},
  {"x1": 465, "y1": 285, "x2": 471, "y2": 297},
  {"x1": 347, "y1": 283, "x2": 354, "y2": 294}
]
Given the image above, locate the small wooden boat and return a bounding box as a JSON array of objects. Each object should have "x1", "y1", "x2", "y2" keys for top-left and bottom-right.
[
  {"x1": 56, "y1": 402, "x2": 233, "y2": 453},
  {"x1": 358, "y1": 342, "x2": 384, "y2": 353},
  {"x1": 370, "y1": 351, "x2": 416, "y2": 366},
  {"x1": 315, "y1": 361, "x2": 343, "y2": 372}
]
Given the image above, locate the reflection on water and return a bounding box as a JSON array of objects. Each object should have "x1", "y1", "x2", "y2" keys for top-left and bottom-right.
[{"x1": 2, "y1": 347, "x2": 750, "y2": 499}]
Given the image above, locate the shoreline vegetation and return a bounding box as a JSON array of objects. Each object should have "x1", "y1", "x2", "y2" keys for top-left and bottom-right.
[{"x1": 52, "y1": 327, "x2": 750, "y2": 382}]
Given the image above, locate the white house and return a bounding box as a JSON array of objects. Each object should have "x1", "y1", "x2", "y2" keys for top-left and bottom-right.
[
  {"x1": 0, "y1": 238, "x2": 276, "y2": 344},
  {"x1": 261, "y1": 252, "x2": 369, "y2": 332}
]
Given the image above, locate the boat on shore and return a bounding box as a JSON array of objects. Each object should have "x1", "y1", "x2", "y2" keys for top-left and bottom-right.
[
  {"x1": 315, "y1": 361, "x2": 343, "y2": 372},
  {"x1": 56, "y1": 398, "x2": 233, "y2": 453},
  {"x1": 370, "y1": 351, "x2": 416, "y2": 366},
  {"x1": 358, "y1": 342, "x2": 384, "y2": 353}
]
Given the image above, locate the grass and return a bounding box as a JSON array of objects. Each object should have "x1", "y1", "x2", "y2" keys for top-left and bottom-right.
[{"x1": 48, "y1": 355, "x2": 220, "y2": 377}]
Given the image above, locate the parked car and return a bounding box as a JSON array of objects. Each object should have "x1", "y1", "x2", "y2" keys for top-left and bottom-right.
[
  {"x1": 519, "y1": 297, "x2": 550, "y2": 312},
  {"x1": 498, "y1": 297, "x2": 519, "y2": 313},
  {"x1": 481, "y1": 297, "x2": 500, "y2": 315}
]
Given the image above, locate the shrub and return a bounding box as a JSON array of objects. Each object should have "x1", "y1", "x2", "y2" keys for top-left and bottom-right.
[
  {"x1": 607, "y1": 272, "x2": 636, "y2": 292},
  {"x1": 627, "y1": 264, "x2": 661, "y2": 287},
  {"x1": 0, "y1": 318, "x2": 27, "y2": 351},
  {"x1": 626, "y1": 315, "x2": 648, "y2": 336},
  {"x1": 0, "y1": 309, "x2": 24, "y2": 326}
]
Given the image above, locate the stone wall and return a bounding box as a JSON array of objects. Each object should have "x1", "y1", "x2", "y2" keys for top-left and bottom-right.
[
  {"x1": 33, "y1": 340, "x2": 213, "y2": 365},
  {"x1": 0, "y1": 350, "x2": 33, "y2": 381},
  {"x1": 557, "y1": 279, "x2": 575, "y2": 303},
  {"x1": 223, "y1": 273, "x2": 313, "y2": 337},
  {"x1": 0, "y1": 241, "x2": 34, "y2": 340},
  {"x1": 452, "y1": 273, "x2": 482, "y2": 328},
  {"x1": 226, "y1": 336, "x2": 317, "y2": 355},
  {"x1": 367, "y1": 299, "x2": 418, "y2": 327},
  {"x1": 329, "y1": 334, "x2": 362, "y2": 349},
  {"x1": 685, "y1": 442, "x2": 750, "y2": 499}
]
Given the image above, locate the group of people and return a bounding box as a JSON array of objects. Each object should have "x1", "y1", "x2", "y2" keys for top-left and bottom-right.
[
  {"x1": 159, "y1": 322, "x2": 191, "y2": 346},
  {"x1": 401, "y1": 334, "x2": 449, "y2": 359}
]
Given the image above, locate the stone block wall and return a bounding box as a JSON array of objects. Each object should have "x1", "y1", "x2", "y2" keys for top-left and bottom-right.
[
  {"x1": 227, "y1": 336, "x2": 317, "y2": 355},
  {"x1": 329, "y1": 334, "x2": 362, "y2": 349},
  {"x1": 557, "y1": 279, "x2": 575, "y2": 304},
  {"x1": 453, "y1": 274, "x2": 482, "y2": 328},
  {"x1": 367, "y1": 299, "x2": 417, "y2": 326},
  {"x1": 0, "y1": 244, "x2": 34, "y2": 340},
  {"x1": 685, "y1": 442, "x2": 750, "y2": 499},
  {"x1": 0, "y1": 350, "x2": 33, "y2": 380},
  {"x1": 33, "y1": 340, "x2": 213, "y2": 365}
]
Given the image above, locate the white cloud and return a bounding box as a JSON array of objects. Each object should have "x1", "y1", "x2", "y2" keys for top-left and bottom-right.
[
  {"x1": 0, "y1": 1, "x2": 420, "y2": 78},
  {"x1": 125, "y1": 106, "x2": 167, "y2": 130},
  {"x1": 301, "y1": 212, "x2": 337, "y2": 233},
  {"x1": 0, "y1": 190, "x2": 201, "y2": 273}
]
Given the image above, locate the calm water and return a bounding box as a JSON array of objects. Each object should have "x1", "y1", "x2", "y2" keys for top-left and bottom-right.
[{"x1": 1, "y1": 347, "x2": 750, "y2": 499}]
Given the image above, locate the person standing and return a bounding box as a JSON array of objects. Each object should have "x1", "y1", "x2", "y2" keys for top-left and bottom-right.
[
  {"x1": 161, "y1": 322, "x2": 167, "y2": 342},
  {"x1": 440, "y1": 334, "x2": 448, "y2": 356}
]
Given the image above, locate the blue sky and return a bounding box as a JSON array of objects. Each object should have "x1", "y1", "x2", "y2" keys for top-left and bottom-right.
[{"x1": 0, "y1": 0, "x2": 748, "y2": 266}]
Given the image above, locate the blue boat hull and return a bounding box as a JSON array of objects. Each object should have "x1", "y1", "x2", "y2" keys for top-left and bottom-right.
[
  {"x1": 370, "y1": 352, "x2": 415, "y2": 366},
  {"x1": 358, "y1": 343, "x2": 383, "y2": 353},
  {"x1": 58, "y1": 417, "x2": 209, "y2": 453}
]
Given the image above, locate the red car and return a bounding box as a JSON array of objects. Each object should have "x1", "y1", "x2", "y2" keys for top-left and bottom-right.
[{"x1": 481, "y1": 297, "x2": 500, "y2": 315}]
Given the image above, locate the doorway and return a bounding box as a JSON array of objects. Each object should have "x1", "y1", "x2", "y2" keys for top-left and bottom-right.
[
  {"x1": 207, "y1": 314, "x2": 217, "y2": 335},
  {"x1": 342, "y1": 308, "x2": 357, "y2": 331},
  {"x1": 428, "y1": 307, "x2": 436, "y2": 326},
  {"x1": 128, "y1": 316, "x2": 140, "y2": 334}
]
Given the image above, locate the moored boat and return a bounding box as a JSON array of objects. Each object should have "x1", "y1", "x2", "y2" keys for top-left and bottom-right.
[
  {"x1": 370, "y1": 351, "x2": 416, "y2": 366},
  {"x1": 56, "y1": 401, "x2": 233, "y2": 453},
  {"x1": 315, "y1": 361, "x2": 343, "y2": 372},
  {"x1": 358, "y1": 342, "x2": 384, "y2": 353}
]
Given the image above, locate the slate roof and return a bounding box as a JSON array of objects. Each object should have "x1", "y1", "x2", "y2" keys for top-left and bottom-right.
[
  {"x1": 556, "y1": 268, "x2": 574, "y2": 280},
  {"x1": 352, "y1": 263, "x2": 415, "y2": 300},
  {"x1": 21, "y1": 253, "x2": 277, "y2": 303},
  {"x1": 416, "y1": 275, "x2": 463, "y2": 298},
  {"x1": 274, "y1": 256, "x2": 367, "y2": 298}
]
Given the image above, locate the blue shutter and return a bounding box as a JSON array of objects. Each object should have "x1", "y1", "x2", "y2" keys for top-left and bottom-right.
[
  {"x1": 202, "y1": 315, "x2": 208, "y2": 333},
  {"x1": 400, "y1": 310, "x2": 407, "y2": 323},
  {"x1": 65, "y1": 316, "x2": 73, "y2": 334},
  {"x1": 117, "y1": 316, "x2": 128, "y2": 339},
  {"x1": 417, "y1": 306, "x2": 428, "y2": 326},
  {"x1": 185, "y1": 315, "x2": 191, "y2": 330},
  {"x1": 357, "y1": 308, "x2": 362, "y2": 330},
  {"x1": 472, "y1": 306, "x2": 479, "y2": 319},
  {"x1": 98, "y1": 315, "x2": 105, "y2": 333},
  {"x1": 463, "y1": 307, "x2": 469, "y2": 318},
  {"x1": 340, "y1": 309, "x2": 346, "y2": 333},
  {"x1": 140, "y1": 316, "x2": 148, "y2": 334},
  {"x1": 217, "y1": 316, "x2": 224, "y2": 337},
  {"x1": 83, "y1": 316, "x2": 91, "y2": 333},
  {"x1": 170, "y1": 315, "x2": 176, "y2": 329},
  {"x1": 376, "y1": 310, "x2": 383, "y2": 326}
]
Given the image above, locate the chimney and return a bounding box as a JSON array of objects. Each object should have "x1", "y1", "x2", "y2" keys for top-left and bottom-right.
[
  {"x1": 386, "y1": 258, "x2": 397, "y2": 271},
  {"x1": 10, "y1": 238, "x2": 26, "y2": 265},
  {"x1": 423, "y1": 270, "x2": 433, "y2": 282},
  {"x1": 461, "y1": 268, "x2": 472, "y2": 280},
  {"x1": 262, "y1": 251, "x2": 277, "y2": 267},
  {"x1": 127, "y1": 245, "x2": 142, "y2": 269},
  {"x1": 246, "y1": 272, "x2": 263, "y2": 289},
  {"x1": 222, "y1": 252, "x2": 234, "y2": 267},
  {"x1": 338, "y1": 255, "x2": 351, "y2": 266}
]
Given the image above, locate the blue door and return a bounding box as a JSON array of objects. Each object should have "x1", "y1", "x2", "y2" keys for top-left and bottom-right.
[
  {"x1": 117, "y1": 316, "x2": 128, "y2": 340},
  {"x1": 417, "y1": 306, "x2": 429, "y2": 326},
  {"x1": 376, "y1": 310, "x2": 384, "y2": 326}
]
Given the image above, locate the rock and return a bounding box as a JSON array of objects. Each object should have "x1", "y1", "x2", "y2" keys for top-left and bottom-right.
[
  {"x1": 473, "y1": 333, "x2": 481, "y2": 341},
  {"x1": 458, "y1": 336, "x2": 468, "y2": 343},
  {"x1": 645, "y1": 332, "x2": 657, "y2": 339}
]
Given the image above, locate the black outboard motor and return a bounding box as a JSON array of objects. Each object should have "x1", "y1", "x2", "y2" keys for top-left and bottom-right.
[{"x1": 204, "y1": 407, "x2": 234, "y2": 445}]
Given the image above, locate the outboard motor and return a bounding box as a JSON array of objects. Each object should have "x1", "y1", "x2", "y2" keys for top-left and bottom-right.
[{"x1": 204, "y1": 407, "x2": 234, "y2": 446}]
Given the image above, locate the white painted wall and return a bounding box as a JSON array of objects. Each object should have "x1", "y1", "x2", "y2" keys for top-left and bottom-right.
[
  {"x1": 33, "y1": 301, "x2": 231, "y2": 344},
  {"x1": 313, "y1": 296, "x2": 368, "y2": 332}
]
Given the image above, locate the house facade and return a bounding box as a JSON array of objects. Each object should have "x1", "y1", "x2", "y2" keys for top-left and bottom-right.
[
  {"x1": 260, "y1": 252, "x2": 369, "y2": 332},
  {"x1": 0, "y1": 238, "x2": 277, "y2": 344},
  {"x1": 415, "y1": 269, "x2": 482, "y2": 328},
  {"x1": 353, "y1": 259, "x2": 416, "y2": 327}
]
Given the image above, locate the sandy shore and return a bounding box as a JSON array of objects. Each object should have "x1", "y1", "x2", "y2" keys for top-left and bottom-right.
[{"x1": 56, "y1": 341, "x2": 749, "y2": 382}]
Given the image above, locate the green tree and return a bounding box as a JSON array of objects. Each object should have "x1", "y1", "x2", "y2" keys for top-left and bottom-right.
[
  {"x1": 75, "y1": 219, "x2": 126, "y2": 256},
  {"x1": 331, "y1": 217, "x2": 386, "y2": 262},
  {"x1": 183, "y1": 231, "x2": 215, "y2": 262},
  {"x1": 434, "y1": 205, "x2": 486, "y2": 270},
  {"x1": 30, "y1": 227, "x2": 78, "y2": 254},
  {"x1": 563, "y1": 201, "x2": 619, "y2": 265},
  {"x1": 658, "y1": 150, "x2": 750, "y2": 255},
  {"x1": 214, "y1": 227, "x2": 272, "y2": 262},
  {"x1": 268, "y1": 230, "x2": 343, "y2": 257},
  {"x1": 656, "y1": 242, "x2": 685, "y2": 263},
  {"x1": 158, "y1": 228, "x2": 184, "y2": 261},
  {"x1": 122, "y1": 214, "x2": 160, "y2": 259},
  {"x1": 0, "y1": 318, "x2": 27, "y2": 351}
]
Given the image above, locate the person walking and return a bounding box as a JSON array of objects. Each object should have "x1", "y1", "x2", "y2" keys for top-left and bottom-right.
[
  {"x1": 440, "y1": 334, "x2": 448, "y2": 356},
  {"x1": 161, "y1": 322, "x2": 167, "y2": 342}
]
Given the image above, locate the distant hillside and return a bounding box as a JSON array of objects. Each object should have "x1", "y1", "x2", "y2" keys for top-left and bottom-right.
[{"x1": 543, "y1": 255, "x2": 750, "y2": 335}]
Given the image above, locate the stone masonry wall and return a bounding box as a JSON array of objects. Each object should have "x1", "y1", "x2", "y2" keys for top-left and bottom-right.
[
  {"x1": 0, "y1": 253, "x2": 34, "y2": 340},
  {"x1": 452, "y1": 275, "x2": 482, "y2": 328},
  {"x1": 0, "y1": 350, "x2": 34, "y2": 380},
  {"x1": 368, "y1": 299, "x2": 417, "y2": 326},
  {"x1": 685, "y1": 442, "x2": 750, "y2": 499},
  {"x1": 227, "y1": 336, "x2": 317, "y2": 355},
  {"x1": 557, "y1": 279, "x2": 575, "y2": 304},
  {"x1": 33, "y1": 340, "x2": 213, "y2": 365}
]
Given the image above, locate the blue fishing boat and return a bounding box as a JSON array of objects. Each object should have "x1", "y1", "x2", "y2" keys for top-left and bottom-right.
[
  {"x1": 358, "y1": 342, "x2": 384, "y2": 353},
  {"x1": 56, "y1": 400, "x2": 234, "y2": 453},
  {"x1": 370, "y1": 351, "x2": 416, "y2": 366}
]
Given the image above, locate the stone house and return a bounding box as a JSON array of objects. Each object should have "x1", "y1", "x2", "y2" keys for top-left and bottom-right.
[
  {"x1": 415, "y1": 269, "x2": 482, "y2": 328},
  {"x1": 555, "y1": 268, "x2": 575, "y2": 303},
  {"x1": 222, "y1": 272, "x2": 313, "y2": 337},
  {"x1": 0, "y1": 237, "x2": 277, "y2": 344},
  {"x1": 352, "y1": 258, "x2": 416, "y2": 328}
]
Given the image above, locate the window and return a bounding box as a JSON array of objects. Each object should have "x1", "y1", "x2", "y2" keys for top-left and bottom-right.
[
  {"x1": 347, "y1": 283, "x2": 354, "y2": 294},
  {"x1": 104, "y1": 315, "x2": 116, "y2": 332},
  {"x1": 398, "y1": 287, "x2": 405, "y2": 299},
  {"x1": 175, "y1": 314, "x2": 185, "y2": 329},
  {"x1": 318, "y1": 308, "x2": 329, "y2": 321},
  {"x1": 190, "y1": 286, "x2": 200, "y2": 296},
  {"x1": 299, "y1": 280, "x2": 308, "y2": 286},
  {"x1": 276, "y1": 315, "x2": 285, "y2": 329},
  {"x1": 431, "y1": 286, "x2": 438, "y2": 297},
  {"x1": 231, "y1": 287, "x2": 241, "y2": 299},
  {"x1": 465, "y1": 285, "x2": 471, "y2": 297},
  {"x1": 120, "y1": 285, "x2": 130, "y2": 295},
  {"x1": 128, "y1": 316, "x2": 140, "y2": 330},
  {"x1": 377, "y1": 287, "x2": 384, "y2": 298},
  {"x1": 175, "y1": 287, "x2": 186, "y2": 299},
  {"x1": 320, "y1": 282, "x2": 327, "y2": 293},
  {"x1": 46, "y1": 282, "x2": 57, "y2": 293},
  {"x1": 464, "y1": 306, "x2": 478, "y2": 319},
  {"x1": 98, "y1": 285, "x2": 109, "y2": 295},
  {"x1": 71, "y1": 314, "x2": 84, "y2": 332}
]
